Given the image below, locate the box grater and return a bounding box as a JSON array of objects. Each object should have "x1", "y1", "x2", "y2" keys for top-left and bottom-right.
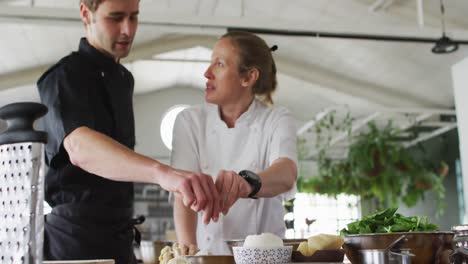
[{"x1": 0, "y1": 103, "x2": 48, "y2": 264}]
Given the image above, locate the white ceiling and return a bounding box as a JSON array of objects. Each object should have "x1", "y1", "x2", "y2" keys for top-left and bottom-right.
[{"x1": 0, "y1": 0, "x2": 466, "y2": 152}]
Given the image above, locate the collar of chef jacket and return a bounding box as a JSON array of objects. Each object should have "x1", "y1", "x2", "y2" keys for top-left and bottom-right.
[{"x1": 207, "y1": 98, "x2": 261, "y2": 130}]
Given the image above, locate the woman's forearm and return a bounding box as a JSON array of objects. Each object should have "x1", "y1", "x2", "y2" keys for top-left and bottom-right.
[
  {"x1": 256, "y1": 158, "x2": 297, "y2": 198},
  {"x1": 174, "y1": 196, "x2": 198, "y2": 246}
]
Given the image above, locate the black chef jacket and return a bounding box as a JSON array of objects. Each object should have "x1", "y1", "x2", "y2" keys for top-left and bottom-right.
[{"x1": 37, "y1": 38, "x2": 137, "y2": 264}]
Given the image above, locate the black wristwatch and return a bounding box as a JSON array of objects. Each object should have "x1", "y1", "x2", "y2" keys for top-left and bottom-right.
[{"x1": 238, "y1": 170, "x2": 262, "y2": 199}]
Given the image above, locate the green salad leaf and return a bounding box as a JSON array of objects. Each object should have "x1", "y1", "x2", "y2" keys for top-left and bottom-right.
[{"x1": 340, "y1": 207, "x2": 439, "y2": 236}]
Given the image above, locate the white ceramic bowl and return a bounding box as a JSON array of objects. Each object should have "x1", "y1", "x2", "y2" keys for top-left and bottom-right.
[{"x1": 232, "y1": 246, "x2": 292, "y2": 264}]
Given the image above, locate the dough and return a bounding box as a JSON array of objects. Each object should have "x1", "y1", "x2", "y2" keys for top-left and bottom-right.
[{"x1": 244, "y1": 233, "x2": 283, "y2": 247}]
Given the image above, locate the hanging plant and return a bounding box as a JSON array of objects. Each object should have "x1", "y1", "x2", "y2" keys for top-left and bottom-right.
[{"x1": 297, "y1": 113, "x2": 447, "y2": 214}]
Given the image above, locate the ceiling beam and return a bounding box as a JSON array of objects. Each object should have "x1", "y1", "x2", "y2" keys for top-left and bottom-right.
[
  {"x1": 0, "y1": 35, "x2": 217, "y2": 92},
  {"x1": 275, "y1": 55, "x2": 443, "y2": 108},
  {"x1": 303, "y1": 112, "x2": 381, "y2": 159},
  {"x1": 0, "y1": 66, "x2": 49, "y2": 92},
  {"x1": 123, "y1": 35, "x2": 217, "y2": 63},
  {"x1": 0, "y1": 5, "x2": 467, "y2": 38},
  {"x1": 297, "y1": 108, "x2": 333, "y2": 136},
  {"x1": 404, "y1": 123, "x2": 457, "y2": 147},
  {"x1": 148, "y1": 36, "x2": 435, "y2": 107},
  {"x1": 0, "y1": 5, "x2": 80, "y2": 26}
]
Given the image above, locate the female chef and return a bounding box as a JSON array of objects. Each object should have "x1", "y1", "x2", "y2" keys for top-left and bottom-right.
[{"x1": 171, "y1": 31, "x2": 298, "y2": 254}]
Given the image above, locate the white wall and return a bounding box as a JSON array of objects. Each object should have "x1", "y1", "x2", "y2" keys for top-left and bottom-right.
[
  {"x1": 452, "y1": 56, "x2": 468, "y2": 223},
  {"x1": 133, "y1": 86, "x2": 204, "y2": 164}
]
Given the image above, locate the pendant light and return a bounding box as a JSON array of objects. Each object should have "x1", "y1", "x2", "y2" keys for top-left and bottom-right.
[{"x1": 432, "y1": 0, "x2": 458, "y2": 54}]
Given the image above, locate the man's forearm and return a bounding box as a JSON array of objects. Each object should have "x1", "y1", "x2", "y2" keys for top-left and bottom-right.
[
  {"x1": 64, "y1": 126, "x2": 220, "y2": 222},
  {"x1": 64, "y1": 126, "x2": 168, "y2": 184}
]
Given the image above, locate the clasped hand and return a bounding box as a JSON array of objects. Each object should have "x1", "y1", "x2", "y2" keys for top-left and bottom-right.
[{"x1": 173, "y1": 170, "x2": 252, "y2": 225}]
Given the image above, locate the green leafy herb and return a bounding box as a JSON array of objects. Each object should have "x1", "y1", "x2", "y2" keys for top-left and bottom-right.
[{"x1": 340, "y1": 207, "x2": 439, "y2": 236}]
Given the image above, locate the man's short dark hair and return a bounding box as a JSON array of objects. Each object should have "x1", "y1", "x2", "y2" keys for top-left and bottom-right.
[{"x1": 80, "y1": 0, "x2": 105, "y2": 12}]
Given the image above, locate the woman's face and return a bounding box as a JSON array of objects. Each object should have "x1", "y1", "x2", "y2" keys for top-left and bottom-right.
[{"x1": 204, "y1": 38, "x2": 251, "y2": 106}]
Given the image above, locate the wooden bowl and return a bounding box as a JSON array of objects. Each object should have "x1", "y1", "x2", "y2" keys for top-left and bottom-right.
[
  {"x1": 291, "y1": 249, "x2": 345, "y2": 262},
  {"x1": 43, "y1": 261, "x2": 114, "y2": 264},
  {"x1": 185, "y1": 255, "x2": 234, "y2": 264},
  {"x1": 343, "y1": 232, "x2": 454, "y2": 264}
]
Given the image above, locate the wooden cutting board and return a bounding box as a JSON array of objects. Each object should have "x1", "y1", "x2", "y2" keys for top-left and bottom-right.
[{"x1": 43, "y1": 260, "x2": 114, "y2": 264}]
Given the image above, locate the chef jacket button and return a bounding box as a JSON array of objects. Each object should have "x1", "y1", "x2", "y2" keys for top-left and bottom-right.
[
  {"x1": 251, "y1": 161, "x2": 257, "y2": 167},
  {"x1": 206, "y1": 236, "x2": 211, "y2": 241}
]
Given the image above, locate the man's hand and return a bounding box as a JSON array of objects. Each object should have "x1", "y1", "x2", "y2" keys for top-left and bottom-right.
[
  {"x1": 160, "y1": 170, "x2": 220, "y2": 224},
  {"x1": 215, "y1": 170, "x2": 252, "y2": 215}
]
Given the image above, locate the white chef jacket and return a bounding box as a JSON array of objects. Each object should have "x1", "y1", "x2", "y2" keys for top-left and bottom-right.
[{"x1": 170, "y1": 99, "x2": 298, "y2": 255}]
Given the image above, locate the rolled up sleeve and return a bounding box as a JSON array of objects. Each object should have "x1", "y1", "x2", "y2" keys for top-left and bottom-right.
[{"x1": 268, "y1": 108, "x2": 298, "y2": 201}]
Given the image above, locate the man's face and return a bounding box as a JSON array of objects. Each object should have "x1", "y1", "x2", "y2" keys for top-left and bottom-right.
[{"x1": 80, "y1": 0, "x2": 139, "y2": 61}]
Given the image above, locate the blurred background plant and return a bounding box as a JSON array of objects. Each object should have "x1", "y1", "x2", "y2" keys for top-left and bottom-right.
[{"x1": 297, "y1": 111, "x2": 447, "y2": 215}]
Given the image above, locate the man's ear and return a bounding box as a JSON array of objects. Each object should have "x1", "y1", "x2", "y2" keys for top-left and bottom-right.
[
  {"x1": 241, "y1": 68, "x2": 260, "y2": 88},
  {"x1": 79, "y1": 3, "x2": 92, "y2": 26}
]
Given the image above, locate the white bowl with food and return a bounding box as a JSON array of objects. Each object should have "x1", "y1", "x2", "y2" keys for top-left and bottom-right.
[{"x1": 232, "y1": 233, "x2": 293, "y2": 264}]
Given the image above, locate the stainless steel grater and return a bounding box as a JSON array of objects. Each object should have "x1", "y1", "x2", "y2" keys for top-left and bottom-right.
[
  {"x1": 0, "y1": 143, "x2": 45, "y2": 264},
  {"x1": 0, "y1": 103, "x2": 48, "y2": 264}
]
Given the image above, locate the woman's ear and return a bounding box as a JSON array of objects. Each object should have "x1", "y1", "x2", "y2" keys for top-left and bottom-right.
[
  {"x1": 241, "y1": 68, "x2": 260, "y2": 88},
  {"x1": 80, "y1": 3, "x2": 92, "y2": 26}
]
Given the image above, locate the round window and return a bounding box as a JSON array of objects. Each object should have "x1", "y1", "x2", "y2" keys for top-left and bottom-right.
[{"x1": 160, "y1": 105, "x2": 189, "y2": 150}]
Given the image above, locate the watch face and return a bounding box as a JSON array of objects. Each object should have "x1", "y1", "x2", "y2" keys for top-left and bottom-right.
[
  {"x1": 239, "y1": 170, "x2": 262, "y2": 198},
  {"x1": 244, "y1": 170, "x2": 260, "y2": 181}
]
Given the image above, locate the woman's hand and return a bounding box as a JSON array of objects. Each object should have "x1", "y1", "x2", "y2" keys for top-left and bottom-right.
[
  {"x1": 161, "y1": 170, "x2": 220, "y2": 224},
  {"x1": 215, "y1": 170, "x2": 252, "y2": 215}
]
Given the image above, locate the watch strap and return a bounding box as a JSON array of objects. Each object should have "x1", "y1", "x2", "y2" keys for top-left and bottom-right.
[{"x1": 238, "y1": 170, "x2": 262, "y2": 198}]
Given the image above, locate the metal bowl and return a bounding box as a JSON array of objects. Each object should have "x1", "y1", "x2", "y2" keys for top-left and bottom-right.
[
  {"x1": 139, "y1": 241, "x2": 172, "y2": 264},
  {"x1": 225, "y1": 238, "x2": 306, "y2": 254},
  {"x1": 343, "y1": 232, "x2": 454, "y2": 264}
]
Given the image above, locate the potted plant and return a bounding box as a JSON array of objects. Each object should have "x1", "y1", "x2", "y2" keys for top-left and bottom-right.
[{"x1": 297, "y1": 112, "x2": 447, "y2": 214}]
